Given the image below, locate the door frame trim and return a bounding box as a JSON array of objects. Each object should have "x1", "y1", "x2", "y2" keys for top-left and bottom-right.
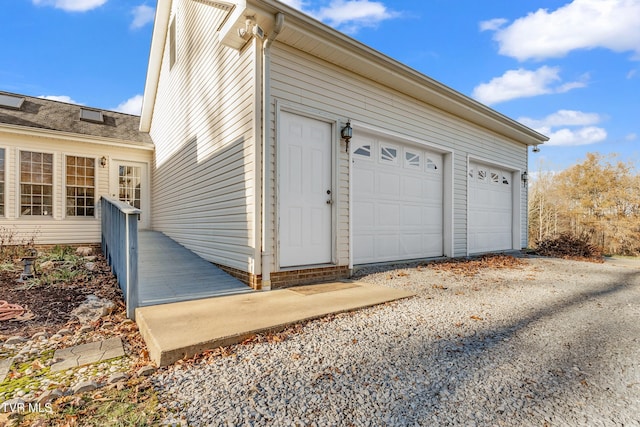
[{"x1": 275, "y1": 102, "x2": 338, "y2": 270}]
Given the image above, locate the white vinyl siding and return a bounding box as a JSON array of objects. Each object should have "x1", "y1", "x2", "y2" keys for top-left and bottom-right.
[
  {"x1": 149, "y1": 0, "x2": 257, "y2": 272},
  {"x1": 0, "y1": 132, "x2": 151, "y2": 244},
  {"x1": 270, "y1": 43, "x2": 527, "y2": 258}
]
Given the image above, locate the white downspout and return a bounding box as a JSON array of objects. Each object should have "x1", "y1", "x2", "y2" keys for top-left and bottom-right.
[{"x1": 261, "y1": 12, "x2": 285, "y2": 291}]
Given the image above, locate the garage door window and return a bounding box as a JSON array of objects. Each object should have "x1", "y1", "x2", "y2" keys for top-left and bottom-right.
[
  {"x1": 426, "y1": 157, "x2": 439, "y2": 172},
  {"x1": 502, "y1": 174, "x2": 510, "y2": 185},
  {"x1": 354, "y1": 144, "x2": 371, "y2": 158},
  {"x1": 491, "y1": 171, "x2": 500, "y2": 183},
  {"x1": 478, "y1": 168, "x2": 487, "y2": 182},
  {"x1": 380, "y1": 145, "x2": 398, "y2": 164},
  {"x1": 404, "y1": 151, "x2": 421, "y2": 169}
]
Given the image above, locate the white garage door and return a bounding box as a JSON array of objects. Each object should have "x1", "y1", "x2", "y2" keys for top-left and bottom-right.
[
  {"x1": 353, "y1": 134, "x2": 443, "y2": 264},
  {"x1": 468, "y1": 161, "x2": 513, "y2": 253}
]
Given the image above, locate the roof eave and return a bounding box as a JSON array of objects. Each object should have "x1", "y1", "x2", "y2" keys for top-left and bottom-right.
[
  {"x1": 0, "y1": 123, "x2": 155, "y2": 151},
  {"x1": 252, "y1": 0, "x2": 548, "y2": 146}
]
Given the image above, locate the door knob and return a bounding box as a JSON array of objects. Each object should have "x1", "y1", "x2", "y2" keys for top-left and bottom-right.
[{"x1": 326, "y1": 199, "x2": 333, "y2": 205}]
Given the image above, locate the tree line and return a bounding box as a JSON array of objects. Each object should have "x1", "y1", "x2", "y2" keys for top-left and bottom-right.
[{"x1": 528, "y1": 153, "x2": 640, "y2": 256}]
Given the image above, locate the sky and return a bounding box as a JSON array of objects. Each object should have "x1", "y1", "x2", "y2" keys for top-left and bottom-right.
[{"x1": 1, "y1": 0, "x2": 639, "y2": 174}]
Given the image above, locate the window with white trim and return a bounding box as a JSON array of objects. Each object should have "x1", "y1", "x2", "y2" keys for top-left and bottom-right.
[
  {"x1": 20, "y1": 151, "x2": 53, "y2": 216},
  {"x1": 478, "y1": 168, "x2": 487, "y2": 182},
  {"x1": 502, "y1": 174, "x2": 510, "y2": 185},
  {"x1": 491, "y1": 171, "x2": 500, "y2": 183},
  {"x1": 66, "y1": 156, "x2": 96, "y2": 217}
]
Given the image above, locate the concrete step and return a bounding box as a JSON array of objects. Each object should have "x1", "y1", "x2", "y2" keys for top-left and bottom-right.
[{"x1": 135, "y1": 281, "x2": 414, "y2": 366}]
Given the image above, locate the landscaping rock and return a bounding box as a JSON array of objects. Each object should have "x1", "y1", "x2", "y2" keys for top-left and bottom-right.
[
  {"x1": 75, "y1": 247, "x2": 93, "y2": 257},
  {"x1": 72, "y1": 380, "x2": 99, "y2": 394},
  {"x1": 136, "y1": 365, "x2": 156, "y2": 377},
  {"x1": 84, "y1": 262, "x2": 95, "y2": 271},
  {"x1": 5, "y1": 336, "x2": 26, "y2": 345},
  {"x1": 71, "y1": 295, "x2": 115, "y2": 323},
  {"x1": 108, "y1": 372, "x2": 129, "y2": 384},
  {"x1": 37, "y1": 389, "x2": 64, "y2": 405},
  {"x1": 39, "y1": 260, "x2": 55, "y2": 272}
]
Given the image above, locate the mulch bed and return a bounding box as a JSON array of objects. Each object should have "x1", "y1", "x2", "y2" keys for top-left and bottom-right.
[{"x1": 0, "y1": 253, "x2": 125, "y2": 339}]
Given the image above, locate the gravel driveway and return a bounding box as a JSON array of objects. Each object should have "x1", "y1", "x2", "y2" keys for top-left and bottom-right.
[{"x1": 154, "y1": 257, "x2": 640, "y2": 426}]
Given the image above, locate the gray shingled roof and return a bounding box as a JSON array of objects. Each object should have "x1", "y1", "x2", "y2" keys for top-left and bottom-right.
[{"x1": 0, "y1": 91, "x2": 153, "y2": 146}]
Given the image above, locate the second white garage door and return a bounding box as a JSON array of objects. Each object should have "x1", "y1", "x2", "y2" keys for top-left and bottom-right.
[
  {"x1": 352, "y1": 133, "x2": 443, "y2": 264},
  {"x1": 468, "y1": 161, "x2": 514, "y2": 253}
]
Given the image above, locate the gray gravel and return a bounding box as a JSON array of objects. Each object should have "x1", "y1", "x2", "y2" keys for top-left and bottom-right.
[{"x1": 153, "y1": 257, "x2": 640, "y2": 426}]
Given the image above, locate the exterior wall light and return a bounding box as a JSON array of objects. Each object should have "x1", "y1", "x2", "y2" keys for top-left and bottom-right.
[
  {"x1": 532, "y1": 145, "x2": 540, "y2": 153},
  {"x1": 341, "y1": 120, "x2": 352, "y2": 153},
  {"x1": 521, "y1": 171, "x2": 528, "y2": 184},
  {"x1": 100, "y1": 156, "x2": 107, "y2": 167}
]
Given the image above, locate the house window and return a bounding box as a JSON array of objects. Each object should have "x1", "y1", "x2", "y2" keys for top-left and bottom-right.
[
  {"x1": 66, "y1": 156, "x2": 95, "y2": 217},
  {"x1": 0, "y1": 149, "x2": 4, "y2": 216},
  {"x1": 380, "y1": 145, "x2": 397, "y2": 163},
  {"x1": 169, "y1": 17, "x2": 177, "y2": 69},
  {"x1": 20, "y1": 151, "x2": 53, "y2": 216}
]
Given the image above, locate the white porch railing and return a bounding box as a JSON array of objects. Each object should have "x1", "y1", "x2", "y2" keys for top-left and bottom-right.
[{"x1": 101, "y1": 196, "x2": 140, "y2": 319}]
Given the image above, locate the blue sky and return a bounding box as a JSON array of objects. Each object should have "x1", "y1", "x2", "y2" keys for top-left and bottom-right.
[{"x1": 1, "y1": 0, "x2": 639, "y2": 173}]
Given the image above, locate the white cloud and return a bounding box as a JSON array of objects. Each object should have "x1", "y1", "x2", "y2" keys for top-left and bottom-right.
[
  {"x1": 543, "y1": 127, "x2": 608, "y2": 146},
  {"x1": 32, "y1": 0, "x2": 108, "y2": 12},
  {"x1": 114, "y1": 94, "x2": 143, "y2": 115},
  {"x1": 131, "y1": 4, "x2": 155, "y2": 29},
  {"x1": 280, "y1": 0, "x2": 398, "y2": 33},
  {"x1": 627, "y1": 69, "x2": 638, "y2": 79},
  {"x1": 472, "y1": 66, "x2": 586, "y2": 105},
  {"x1": 38, "y1": 95, "x2": 81, "y2": 104},
  {"x1": 484, "y1": 0, "x2": 640, "y2": 61},
  {"x1": 519, "y1": 110, "x2": 607, "y2": 146},
  {"x1": 625, "y1": 133, "x2": 638, "y2": 141},
  {"x1": 519, "y1": 110, "x2": 603, "y2": 128},
  {"x1": 479, "y1": 18, "x2": 507, "y2": 32}
]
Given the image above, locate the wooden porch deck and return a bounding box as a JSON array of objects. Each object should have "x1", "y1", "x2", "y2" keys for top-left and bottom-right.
[{"x1": 138, "y1": 231, "x2": 252, "y2": 306}]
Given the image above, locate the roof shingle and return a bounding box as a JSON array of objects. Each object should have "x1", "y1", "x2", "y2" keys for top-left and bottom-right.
[{"x1": 0, "y1": 91, "x2": 152, "y2": 146}]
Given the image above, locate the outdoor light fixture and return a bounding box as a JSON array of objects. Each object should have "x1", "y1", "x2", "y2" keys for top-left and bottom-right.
[
  {"x1": 341, "y1": 120, "x2": 352, "y2": 153},
  {"x1": 100, "y1": 156, "x2": 107, "y2": 167},
  {"x1": 521, "y1": 171, "x2": 528, "y2": 183},
  {"x1": 532, "y1": 145, "x2": 540, "y2": 153}
]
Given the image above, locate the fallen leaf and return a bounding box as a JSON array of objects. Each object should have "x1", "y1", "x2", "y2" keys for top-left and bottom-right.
[{"x1": 470, "y1": 315, "x2": 484, "y2": 321}]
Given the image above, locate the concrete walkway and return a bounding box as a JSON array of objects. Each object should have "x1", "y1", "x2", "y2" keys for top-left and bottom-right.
[{"x1": 136, "y1": 281, "x2": 414, "y2": 366}]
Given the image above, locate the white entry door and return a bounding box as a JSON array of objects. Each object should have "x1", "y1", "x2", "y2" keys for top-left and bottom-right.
[
  {"x1": 279, "y1": 111, "x2": 332, "y2": 267},
  {"x1": 110, "y1": 160, "x2": 150, "y2": 229}
]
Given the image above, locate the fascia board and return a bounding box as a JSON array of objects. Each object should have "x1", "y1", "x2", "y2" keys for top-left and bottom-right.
[
  {"x1": 0, "y1": 124, "x2": 155, "y2": 151},
  {"x1": 140, "y1": 0, "x2": 173, "y2": 132}
]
